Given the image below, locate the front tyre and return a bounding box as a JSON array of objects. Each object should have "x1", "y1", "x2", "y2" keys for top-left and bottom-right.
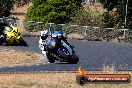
[{"x1": 58, "y1": 48, "x2": 79, "y2": 64}]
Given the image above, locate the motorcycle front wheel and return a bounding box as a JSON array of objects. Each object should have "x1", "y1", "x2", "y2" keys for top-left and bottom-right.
[{"x1": 58, "y1": 48, "x2": 79, "y2": 64}]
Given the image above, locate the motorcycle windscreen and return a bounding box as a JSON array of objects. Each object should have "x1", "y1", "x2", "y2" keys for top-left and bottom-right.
[
  {"x1": 51, "y1": 31, "x2": 63, "y2": 38},
  {"x1": 61, "y1": 40, "x2": 73, "y2": 56}
]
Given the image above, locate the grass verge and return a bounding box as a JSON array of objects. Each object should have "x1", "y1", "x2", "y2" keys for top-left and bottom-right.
[
  {"x1": 0, "y1": 48, "x2": 39, "y2": 67},
  {"x1": 0, "y1": 71, "x2": 131, "y2": 88}
]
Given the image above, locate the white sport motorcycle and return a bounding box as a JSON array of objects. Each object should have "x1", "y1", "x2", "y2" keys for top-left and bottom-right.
[{"x1": 39, "y1": 30, "x2": 79, "y2": 64}]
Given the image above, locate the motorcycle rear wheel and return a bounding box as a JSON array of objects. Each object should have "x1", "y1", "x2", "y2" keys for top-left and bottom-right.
[
  {"x1": 46, "y1": 52, "x2": 55, "y2": 63},
  {"x1": 69, "y1": 55, "x2": 79, "y2": 64},
  {"x1": 19, "y1": 39, "x2": 28, "y2": 46}
]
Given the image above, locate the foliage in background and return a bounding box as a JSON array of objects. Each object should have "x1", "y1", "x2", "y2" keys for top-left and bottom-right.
[
  {"x1": 25, "y1": 0, "x2": 82, "y2": 30},
  {"x1": 0, "y1": 0, "x2": 14, "y2": 17},
  {"x1": 0, "y1": 0, "x2": 30, "y2": 17},
  {"x1": 99, "y1": 0, "x2": 132, "y2": 29},
  {"x1": 70, "y1": 9, "x2": 102, "y2": 27},
  {"x1": 116, "y1": 0, "x2": 132, "y2": 29},
  {"x1": 101, "y1": 12, "x2": 116, "y2": 28},
  {"x1": 99, "y1": 0, "x2": 118, "y2": 12},
  {"x1": 14, "y1": 0, "x2": 30, "y2": 7},
  {"x1": 31, "y1": 0, "x2": 46, "y2": 7}
]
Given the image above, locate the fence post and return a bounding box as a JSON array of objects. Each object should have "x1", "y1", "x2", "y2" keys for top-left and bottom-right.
[
  {"x1": 47, "y1": 23, "x2": 54, "y2": 31},
  {"x1": 82, "y1": 26, "x2": 90, "y2": 39}
]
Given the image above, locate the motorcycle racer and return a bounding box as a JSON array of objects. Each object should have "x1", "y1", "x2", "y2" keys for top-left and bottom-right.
[
  {"x1": 39, "y1": 29, "x2": 49, "y2": 55},
  {"x1": 39, "y1": 28, "x2": 78, "y2": 63}
]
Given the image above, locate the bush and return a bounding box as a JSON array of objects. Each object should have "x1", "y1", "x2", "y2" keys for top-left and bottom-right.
[
  {"x1": 101, "y1": 12, "x2": 115, "y2": 28},
  {"x1": 70, "y1": 9, "x2": 102, "y2": 27},
  {"x1": 24, "y1": 0, "x2": 82, "y2": 31},
  {"x1": 0, "y1": 0, "x2": 14, "y2": 17},
  {"x1": 99, "y1": 0, "x2": 132, "y2": 29}
]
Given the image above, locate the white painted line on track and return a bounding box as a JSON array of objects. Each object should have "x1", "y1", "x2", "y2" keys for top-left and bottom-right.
[
  {"x1": 8, "y1": 66, "x2": 15, "y2": 67},
  {"x1": 35, "y1": 64, "x2": 40, "y2": 66},
  {"x1": 27, "y1": 64, "x2": 32, "y2": 66}
]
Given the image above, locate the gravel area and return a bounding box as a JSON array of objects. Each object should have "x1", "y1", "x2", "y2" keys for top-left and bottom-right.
[
  {"x1": 0, "y1": 71, "x2": 132, "y2": 88},
  {"x1": 0, "y1": 48, "x2": 40, "y2": 67}
]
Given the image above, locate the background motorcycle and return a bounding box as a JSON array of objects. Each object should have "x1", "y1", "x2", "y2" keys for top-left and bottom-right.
[
  {"x1": 0, "y1": 25, "x2": 28, "y2": 46},
  {"x1": 45, "y1": 31, "x2": 79, "y2": 64},
  {"x1": 0, "y1": 18, "x2": 28, "y2": 46}
]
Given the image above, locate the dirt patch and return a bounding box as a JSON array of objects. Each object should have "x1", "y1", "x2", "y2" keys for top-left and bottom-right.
[
  {"x1": 0, "y1": 48, "x2": 39, "y2": 67},
  {"x1": 0, "y1": 71, "x2": 131, "y2": 88},
  {"x1": 67, "y1": 33, "x2": 85, "y2": 40},
  {"x1": 83, "y1": 3, "x2": 105, "y2": 15}
]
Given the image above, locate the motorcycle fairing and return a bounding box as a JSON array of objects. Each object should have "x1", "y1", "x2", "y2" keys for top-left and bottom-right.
[
  {"x1": 51, "y1": 31, "x2": 63, "y2": 38},
  {"x1": 60, "y1": 40, "x2": 73, "y2": 56},
  {"x1": 4, "y1": 26, "x2": 21, "y2": 44}
]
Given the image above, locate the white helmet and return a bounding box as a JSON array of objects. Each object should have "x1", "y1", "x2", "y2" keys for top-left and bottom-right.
[
  {"x1": 41, "y1": 30, "x2": 48, "y2": 36},
  {"x1": 40, "y1": 30, "x2": 48, "y2": 40}
]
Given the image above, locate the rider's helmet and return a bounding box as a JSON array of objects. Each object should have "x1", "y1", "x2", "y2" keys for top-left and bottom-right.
[{"x1": 40, "y1": 30, "x2": 48, "y2": 40}]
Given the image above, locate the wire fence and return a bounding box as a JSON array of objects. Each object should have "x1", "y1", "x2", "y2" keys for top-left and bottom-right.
[{"x1": 24, "y1": 22, "x2": 132, "y2": 42}]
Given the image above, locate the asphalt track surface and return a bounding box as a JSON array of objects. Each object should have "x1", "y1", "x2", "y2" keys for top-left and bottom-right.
[{"x1": 0, "y1": 37, "x2": 132, "y2": 72}]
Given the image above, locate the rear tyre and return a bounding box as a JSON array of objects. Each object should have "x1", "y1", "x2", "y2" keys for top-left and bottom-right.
[
  {"x1": 69, "y1": 55, "x2": 79, "y2": 64},
  {"x1": 46, "y1": 52, "x2": 55, "y2": 63},
  {"x1": 20, "y1": 39, "x2": 28, "y2": 46}
]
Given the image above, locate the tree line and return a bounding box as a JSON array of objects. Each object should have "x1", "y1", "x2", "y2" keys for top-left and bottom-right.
[{"x1": 0, "y1": 0, "x2": 132, "y2": 29}]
